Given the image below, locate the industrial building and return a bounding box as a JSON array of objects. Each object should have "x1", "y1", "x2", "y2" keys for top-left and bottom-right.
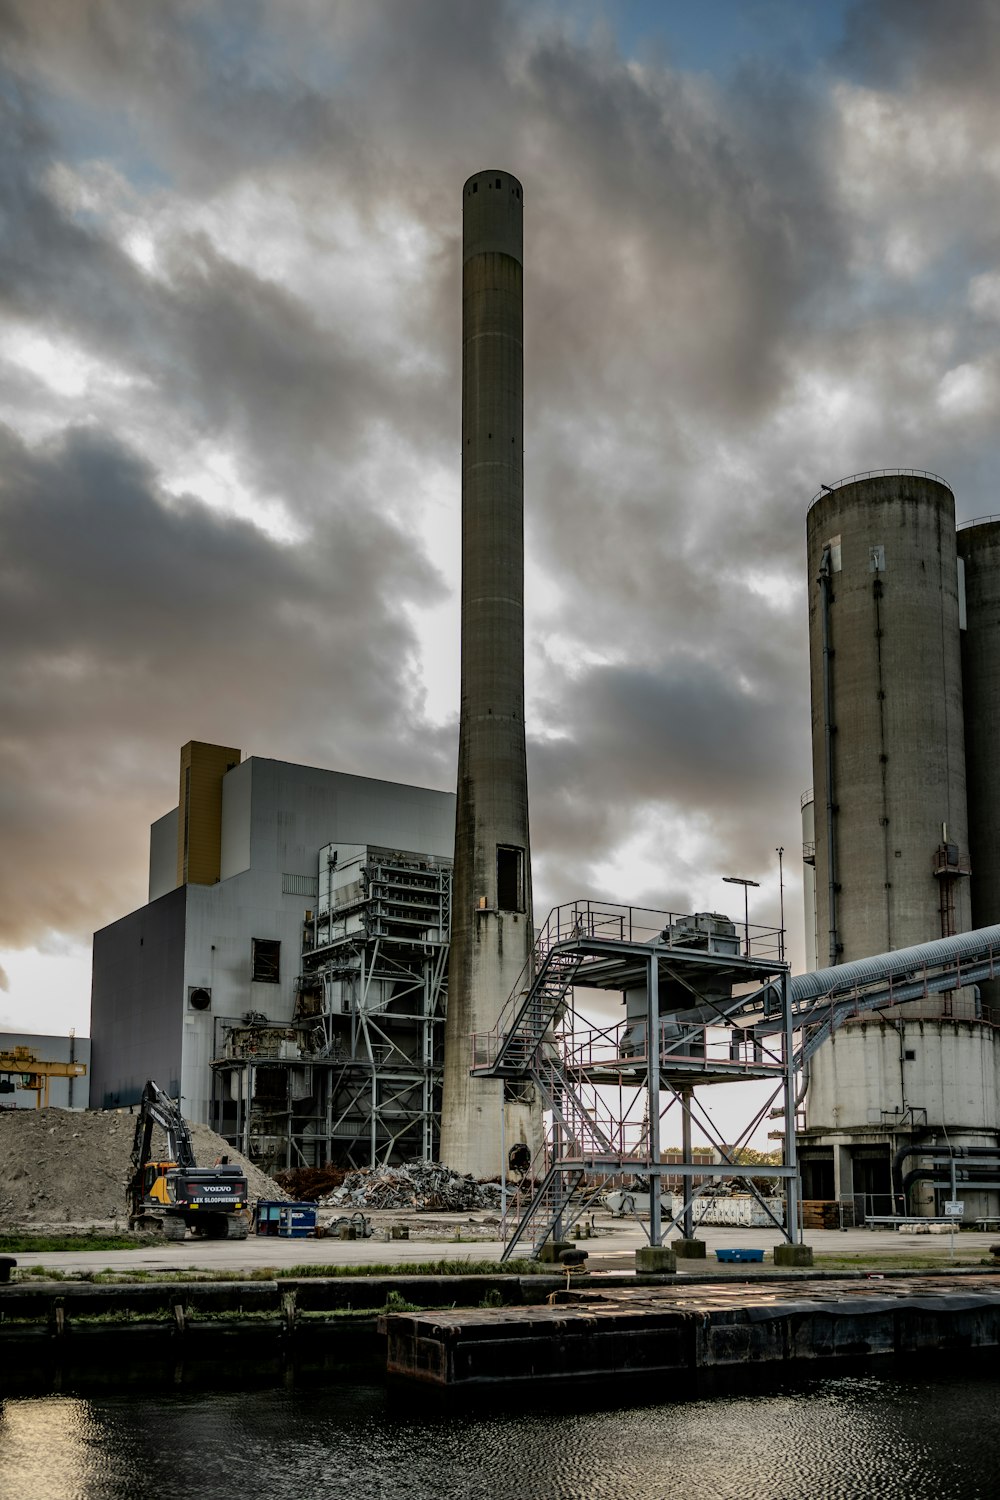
[
  {"x1": 800, "y1": 472, "x2": 1000, "y2": 1220},
  {"x1": 90, "y1": 742, "x2": 455, "y2": 1172}
]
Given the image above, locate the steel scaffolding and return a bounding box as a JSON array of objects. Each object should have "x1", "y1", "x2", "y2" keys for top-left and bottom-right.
[
  {"x1": 470, "y1": 900, "x2": 799, "y2": 1259},
  {"x1": 211, "y1": 847, "x2": 451, "y2": 1171},
  {"x1": 471, "y1": 902, "x2": 1000, "y2": 1258}
]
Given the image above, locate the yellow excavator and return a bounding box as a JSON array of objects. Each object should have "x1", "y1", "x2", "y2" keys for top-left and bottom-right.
[{"x1": 127, "y1": 1079, "x2": 249, "y2": 1241}]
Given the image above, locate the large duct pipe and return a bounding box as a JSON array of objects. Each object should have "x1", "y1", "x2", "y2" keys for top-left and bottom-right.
[
  {"x1": 901, "y1": 1167, "x2": 1000, "y2": 1209},
  {"x1": 440, "y1": 171, "x2": 540, "y2": 1176},
  {"x1": 892, "y1": 1141, "x2": 1000, "y2": 1201}
]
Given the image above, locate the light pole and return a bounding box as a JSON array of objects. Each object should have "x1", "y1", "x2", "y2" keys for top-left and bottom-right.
[
  {"x1": 723, "y1": 875, "x2": 760, "y2": 955},
  {"x1": 776, "y1": 846, "x2": 785, "y2": 961}
]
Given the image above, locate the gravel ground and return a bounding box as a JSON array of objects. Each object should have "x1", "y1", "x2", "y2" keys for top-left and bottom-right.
[{"x1": 0, "y1": 1106, "x2": 286, "y2": 1226}]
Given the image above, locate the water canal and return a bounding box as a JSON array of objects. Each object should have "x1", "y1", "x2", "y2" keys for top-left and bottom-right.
[{"x1": 1, "y1": 1366, "x2": 997, "y2": 1500}]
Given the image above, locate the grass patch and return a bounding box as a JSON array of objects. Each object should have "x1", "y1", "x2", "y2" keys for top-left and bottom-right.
[
  {"x1": 814, "y1": 1252, "x2": 985, "y2": 1271},
  {"x1": 381, "y1": 1289, "x2": 420, "y2": 1313},
  {"x1": 11, "y1": 1258, "x2": 547, "y2": 1287},
  {"x1": 277, "y1": 1258, "x2": 542, "y2": 1278},
  {"x1": 0, "y1": 1234, "x2": 156, "y2": 1254}
]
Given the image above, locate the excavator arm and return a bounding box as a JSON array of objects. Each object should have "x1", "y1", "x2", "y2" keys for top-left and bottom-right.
[{"x1": 128, "y1": 1080, "x2": 197, "y2": 1217}]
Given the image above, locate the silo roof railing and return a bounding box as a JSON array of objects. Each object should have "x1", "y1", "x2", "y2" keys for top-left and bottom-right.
[
  {"x1": 808, "y1": 469, "x2": 952, "y2": 508},
  {"x1": 958, "y1": 514, "x2": 1000, "y2": 530}
]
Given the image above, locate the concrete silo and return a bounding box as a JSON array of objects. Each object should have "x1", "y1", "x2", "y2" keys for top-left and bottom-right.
[
  {"x1": 957, "y1": 519, "x2": 1000, "y2": 946},
  {"x1": 806, "y1": 472, "x2": 971, "y2": 967},
  {"x1": 440, "y1": 171, "x2": 540, "y2": 1176},
  {"x1": 799, "y1": 473, "x2": 996, "y2": 1221}
]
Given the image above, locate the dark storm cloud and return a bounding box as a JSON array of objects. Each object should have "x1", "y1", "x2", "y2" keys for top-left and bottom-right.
[
  {"x1": 527, "y1": 651, "x2": 808, "y2": 899},
  {"x1": 1, "y1": 0, "x2": 996, "y2": 993},
  {"x1": 0, "y1": 422, "x2": 445, "y2": 948},
  {"x1": 840, "y1": 0, "x2": 1000, "y2": 94}
]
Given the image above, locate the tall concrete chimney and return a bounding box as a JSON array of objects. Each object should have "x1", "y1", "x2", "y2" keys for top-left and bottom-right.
[{"x1": 440, "y1": 171, "x2": 540, "y2": 1176}]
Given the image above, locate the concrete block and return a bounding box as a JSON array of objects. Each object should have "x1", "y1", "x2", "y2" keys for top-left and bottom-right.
[
  {"x1": 537, "y1": 1240, "x2": 574, "y2": 1264},
  {"x1": 774, "y1": 1243, "x2": 814, "y2": 1267},
  {"x1": 635, "y1": 1246, "x2": 677, "y2": 1274},
  {"x1": 673, "y1": 1238, "x2": 706, "y2": 1259}
]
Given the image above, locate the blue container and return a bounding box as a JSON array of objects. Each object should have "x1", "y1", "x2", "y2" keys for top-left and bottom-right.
[
  {"x1": 277, "y1": 1203, "x2": 317, "y2": 1238},
  {"x1": 256, "y1": 1200, "x2": 317, "y2": 1237},
  {"x1": 715, "y1": 1247, "x2": 764, "y2": 1263}
]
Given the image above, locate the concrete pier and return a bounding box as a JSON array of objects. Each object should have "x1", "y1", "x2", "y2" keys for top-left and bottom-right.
[{"x1": 383, "y1": 1274, "x2": 1000, "y2": 1389}]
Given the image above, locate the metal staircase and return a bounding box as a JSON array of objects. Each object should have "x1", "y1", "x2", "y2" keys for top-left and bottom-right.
[{"x1": 472, "y1": 942, "x2": 585, "y2": 1076}]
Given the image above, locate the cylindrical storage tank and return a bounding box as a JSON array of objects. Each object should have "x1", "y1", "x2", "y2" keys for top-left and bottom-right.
[
  {"x1": 806, "y1": 1018, "x2": 999, "y2": 1135},
  {"x1": 807, "y1": 473, "x2": 970, "y2": 967},
  {"x1": 957, "y1": 520, "x2": 1000, "y2": 931}
]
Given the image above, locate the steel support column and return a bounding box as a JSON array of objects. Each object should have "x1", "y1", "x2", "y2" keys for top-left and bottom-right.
[
  {"x1": 648, "y1": 951, "x2": 662, "y2": 1247},
  {"x1": 782, "y1": 969, "x2": 801, "y2": 1244}
]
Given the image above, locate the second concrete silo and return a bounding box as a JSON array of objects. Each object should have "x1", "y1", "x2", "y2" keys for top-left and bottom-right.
[
  {"x1": 799, "y1": 472, "x2": 993, "y2": 1222},
  {"x1": 806, "y1": 471, "x2": 971, "y2": 967},
  {"x1": 957, "y1": 518, "x2": 1000, "y2": 946}
]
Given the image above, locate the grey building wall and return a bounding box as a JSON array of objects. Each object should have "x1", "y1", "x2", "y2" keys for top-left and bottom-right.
[
  {"x1": 89, "y1": 885, "x2": 186, "y2": 1109},
  {"x1": 148, "y1": 807, "x2": 179, "y2": 902},
  {"x1": 0, "y1": 1031, "x2": 92, "y2": 1110},
  {"x1": 229, "y1": 758, "x2": 455, "y2": 879}
]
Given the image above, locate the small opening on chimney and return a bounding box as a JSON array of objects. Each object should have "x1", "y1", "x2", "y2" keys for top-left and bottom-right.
[
  {"x1": 472, "y1": 182, "x2": 478, "y2": 193},
  {"x1": 496, "y1": 178, "x2": 501, "y2": 189},
  {"x1": 497, "y1": 846, "x2": 525, "y2": 913}
]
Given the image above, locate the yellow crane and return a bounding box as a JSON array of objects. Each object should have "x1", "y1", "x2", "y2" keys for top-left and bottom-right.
[{"x1": 0, "y1": 1045, "x2": 87, "y2": 1108}]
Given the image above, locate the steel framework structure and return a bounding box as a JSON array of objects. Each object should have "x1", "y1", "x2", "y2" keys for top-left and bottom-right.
[
  {"x1": 470, "y1": 900, "x2": 799, "y2": 1259},
  {"x1": 470, "y1": 902, "x2": 1000, "y2": 1259},
  {"x1": 211, "y1": 850, "x2": 452, "y2": 1171}
]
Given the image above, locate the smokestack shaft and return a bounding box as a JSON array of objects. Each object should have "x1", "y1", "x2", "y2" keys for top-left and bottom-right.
[{"x1": 441, "y1": 171, "x2": 535, "y2": 1175}]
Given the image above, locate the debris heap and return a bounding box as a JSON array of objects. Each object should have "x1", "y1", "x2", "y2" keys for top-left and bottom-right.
[
  {"x1": 0, "y1": 1107, "x2": 287, "y2": 1226},
  {"x1": 321, "y1": 1162, "x2": 502, "y2": 1213}
]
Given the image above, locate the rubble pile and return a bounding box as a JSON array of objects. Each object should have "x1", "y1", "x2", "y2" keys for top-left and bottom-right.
[
  {"x1": 273, "y1": 1165, "x2": 349, "y2": 1202},
  {"x1": 321, "y1": 1161, "x2": 503, "y2": 1212},
  {"x1": 0, "y1": 1107, "x2": 286, "y2": 1226}
]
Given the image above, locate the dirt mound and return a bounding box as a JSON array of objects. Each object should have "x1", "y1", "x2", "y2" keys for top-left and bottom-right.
[{"x1": 0, "y1": 1107, "x2": 287, "y2": 1225}]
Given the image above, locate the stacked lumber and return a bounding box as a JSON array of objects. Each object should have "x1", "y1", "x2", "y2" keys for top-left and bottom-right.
[{"x1": 801, "y1": 1199, "x2": 852, "y2": 1229}]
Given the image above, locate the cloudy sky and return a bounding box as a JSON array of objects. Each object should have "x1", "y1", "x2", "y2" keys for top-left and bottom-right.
[{"x1": 2, "y1": 0, "x2": 1000, "y2": 1040}]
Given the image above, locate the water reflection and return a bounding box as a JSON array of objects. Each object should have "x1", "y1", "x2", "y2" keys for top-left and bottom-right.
[
  {"x1": 0, "y1": 1370, "x2": 996, "y2": 1500},
  {"x1": 0, "y1": 1397, "x2": 105, "y2": 1500}
]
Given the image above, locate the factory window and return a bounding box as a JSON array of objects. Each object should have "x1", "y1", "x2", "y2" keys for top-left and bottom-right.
[
  {"x1": 251, "y1": 938, "x2": 281, "y2": 984},
  {"x1": 497, "y1": 846, "x2": 525, "y2": 912}
]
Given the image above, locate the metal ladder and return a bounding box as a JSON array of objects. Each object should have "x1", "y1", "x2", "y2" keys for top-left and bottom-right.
[{"x1": 486, "y1": 945, "x2": 584, "y2": 1074}]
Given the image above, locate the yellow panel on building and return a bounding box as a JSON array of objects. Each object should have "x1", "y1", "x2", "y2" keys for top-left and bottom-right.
[{"x1": 176, "y1": 741, "x2": 241, "y2": 887}]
